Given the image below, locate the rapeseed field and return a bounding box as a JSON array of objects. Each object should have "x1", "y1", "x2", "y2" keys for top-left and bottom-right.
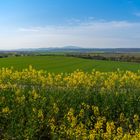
[{"x1": 1, "y1": 66, "x2": 140, "y2": 139}]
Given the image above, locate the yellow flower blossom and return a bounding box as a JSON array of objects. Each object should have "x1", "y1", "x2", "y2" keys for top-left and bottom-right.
[{"x1": 2, "y1": 107, "x2": 10, "y2": 113}]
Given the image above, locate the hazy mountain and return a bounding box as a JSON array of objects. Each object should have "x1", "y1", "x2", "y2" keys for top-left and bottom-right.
[{"x1": 2, "y1": 47, "x2": 140, "y2": 53}]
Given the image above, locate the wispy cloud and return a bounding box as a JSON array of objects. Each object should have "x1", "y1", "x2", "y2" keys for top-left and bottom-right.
[
  {"x1": 66, "y1": 17, "x2": 95, "y2": 25},
  {"x1": 18, "y1": 27, "x2": 41, "y2": 32},
  {"x1": 134, "y1": 12, "x2": 140, "y2": 17},
  {"x1": 1, "y1": 20, "x2": 140, "y2": 49},
  {"x1": 18, "y1": 20, "x2": 139, "y2": 35}
]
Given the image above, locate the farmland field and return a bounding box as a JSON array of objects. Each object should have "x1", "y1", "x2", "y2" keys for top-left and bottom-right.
[
  {"x1": 1, "y1": 55, "x2": 140, "y2": 139},
  {"x1": 0, "y1": 55, "x2": 140, "y2": 73},
  {"x1": 1, "y1": 67, "x2": 140, "y2": 139}
]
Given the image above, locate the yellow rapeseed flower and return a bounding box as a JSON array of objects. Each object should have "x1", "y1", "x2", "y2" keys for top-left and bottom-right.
[{"x1": 2, "y1": 107, "x2": 10, "y2": 114}]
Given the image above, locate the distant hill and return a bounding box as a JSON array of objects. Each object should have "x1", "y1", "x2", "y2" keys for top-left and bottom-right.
[{"x1": 1, "y1": 46, "x2": 140, "y2": 53}]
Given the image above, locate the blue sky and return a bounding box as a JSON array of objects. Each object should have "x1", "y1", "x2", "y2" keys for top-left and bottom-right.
[{"x1": 0, "y1": 0, "x2": 140, "y2": 49}]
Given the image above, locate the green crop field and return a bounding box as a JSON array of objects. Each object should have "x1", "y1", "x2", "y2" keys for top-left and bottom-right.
[{"x1": 0, "y1": 55, "x2": 139, "y2": 73}]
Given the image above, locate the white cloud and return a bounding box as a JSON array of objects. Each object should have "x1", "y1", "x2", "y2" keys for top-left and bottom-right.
[
  {"x1": 18, "y1": 27, "x2": 41, "y2": 32},
  {"x1": 0, "y1": 20, "x2": 140, "y2": 50},
  {"x1": 134, "y1": 12, "x2": 140, "y2": 17}
]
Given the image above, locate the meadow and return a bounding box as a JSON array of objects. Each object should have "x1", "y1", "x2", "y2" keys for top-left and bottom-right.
[{"x1": 0, "y1": 55, "x2": 140, "y2": 73}]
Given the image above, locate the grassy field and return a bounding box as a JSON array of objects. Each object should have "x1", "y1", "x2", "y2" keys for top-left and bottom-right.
[{"x1": 0, "y1": 55, "x2": 140, "y2": 73}]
